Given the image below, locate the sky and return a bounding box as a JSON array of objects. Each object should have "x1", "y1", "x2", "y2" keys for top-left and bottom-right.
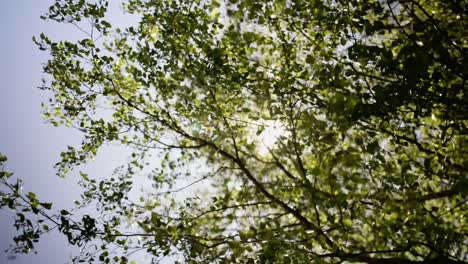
[
  {"x1": 0, "y1": 1, "x2": 79, "y2": 263},
  {"x1": 0, "y1": 1, "x2": 131, "y2": 263}
]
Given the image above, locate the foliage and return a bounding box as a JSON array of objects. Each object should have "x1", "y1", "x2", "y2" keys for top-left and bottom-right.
[{"x1": 1, "y1": 0, "x2": 467, "y2": 263}]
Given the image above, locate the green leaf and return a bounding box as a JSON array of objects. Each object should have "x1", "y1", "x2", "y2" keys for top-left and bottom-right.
[
  {"x1": 343, "y1": 219, "x2": 353, "y2": 228},
  {"x1": 60, "y1": 209, "x2": 70, "y2": 216},
  {"x1": 256, "y1": 125, "x2": 265, "y2": 136},
  {"x1": 40, "y1": 202, "x2": 53, "y2": 210},
  {"x1": 27, "y1": 192, "x2": 36, "y2": 200}
]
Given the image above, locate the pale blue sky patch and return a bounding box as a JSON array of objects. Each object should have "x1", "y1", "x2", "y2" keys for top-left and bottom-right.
[{"x1": 0, "y1": 1, "x2": 137, "y2": 263}]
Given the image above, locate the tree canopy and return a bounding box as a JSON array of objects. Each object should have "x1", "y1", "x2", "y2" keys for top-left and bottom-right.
[{"x1": 1, "y1": 0, "x2": 467, "y2": 263}]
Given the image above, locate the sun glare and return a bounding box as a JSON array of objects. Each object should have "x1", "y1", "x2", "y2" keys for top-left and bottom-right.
[{"x1": 256, "y1": 120, "x2": 288, "y2": 156}]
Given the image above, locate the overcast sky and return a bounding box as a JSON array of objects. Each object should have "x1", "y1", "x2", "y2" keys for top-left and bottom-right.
[{"x1": 0, "y1": 1, "x2": 134, "y2": 263}]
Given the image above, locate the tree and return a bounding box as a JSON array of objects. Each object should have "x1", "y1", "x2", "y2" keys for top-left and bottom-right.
[{"x1": 1, "y1": 0, "x2": 467, "y2": 263}]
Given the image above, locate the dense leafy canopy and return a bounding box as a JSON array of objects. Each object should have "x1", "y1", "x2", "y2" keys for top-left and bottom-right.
[{"x1": 1, "y1": 0, "x2": 467, "y2": 263}]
